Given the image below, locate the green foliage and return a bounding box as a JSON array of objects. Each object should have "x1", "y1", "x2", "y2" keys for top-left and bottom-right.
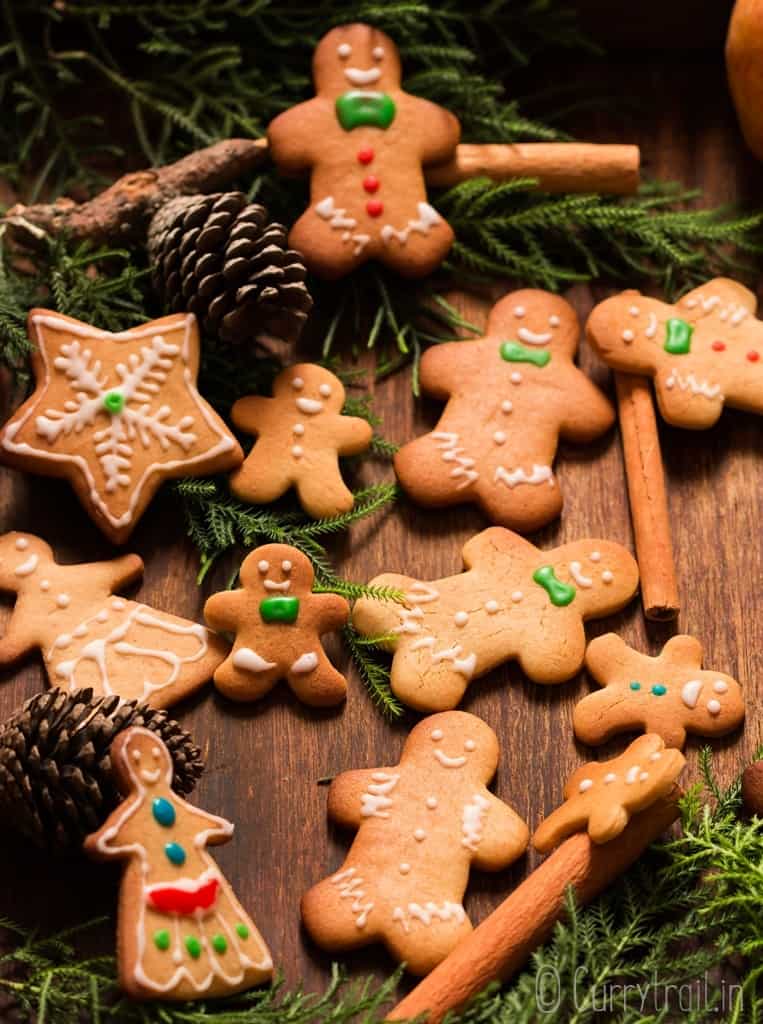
[{"x1": 344, "y1": 625, "x2": 403, "y2": 721}]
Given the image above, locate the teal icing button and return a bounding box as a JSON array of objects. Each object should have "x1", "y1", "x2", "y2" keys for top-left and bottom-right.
[
  {"x1": 164, "y1": 841, "x2": 186, "y2": 866},
  {"x1": 629, "y1": 681, "x2": 641, "y2": 691},
  {"x1": 152, "y1": 797, "x2": 175, "y2": 828},
  {"x1": 651, "y1": 684, "x2": 667, "y2": 696}
]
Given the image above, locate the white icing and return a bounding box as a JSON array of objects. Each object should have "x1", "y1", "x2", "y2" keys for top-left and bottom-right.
[
  {"x1": 501, "y1": 400, "x2": 513, "y2": 413},
  {"x1": 464, "y1": 739, "x2": 476, "y2": 751},
  {"x1": 625, "y1": 765, "x2": 641, "y2": 785},
  {"x1": 569, "y1": 561, "x2": 593, "y2": 588},
  {"x1": 360, "y1": 772, "x2": 399, "y2": 819},
  {"x1": 517, "y1": 327, "x2": 551, "y2": 345},
  {"x1": 579, "y1": 779, "x2": 593, "y2": 793},
  {"x1": 258, "y1": 560, "x2": 269, "y2": 572},
  {"x1": 493, "y1": 430, "x2": 506, "y2": 445},
  {"x1": 233, "y1": 648, "x2": 277, "y2": 673},
  {"x1": 291, "y1": 445, "x2": 303, "y2": 458},
  {"x1": 713, "y1": 680, "x2": 728, "y2": 694},
  {"x1": 295, "y1": 396, "x2": 323, "y2": 415},
  {"x1": 484, "y1": 600, "x2": 499, "y2": 614},
  {"x1": 95, "y1": 609, "x2": 109, "y2": 622},
  {"x1": 629, "y1": 305, "x2": 640, "y2": 316},
  {"x1": 15, "y1": 538, "x2": 28, "y2": 550},
  {"x1": 413, "y1": 828, "x2": 426, "y2": 842},
  {"x1": 399, "y1": 863, "x2": 410, "y2": 874},
  {"x1": 392, "y1": 901, "x2": 465, "y2": 933},
  {"x1": 731, "y1": 307, "x2": 748, "y2": 325},
  {"x1": 434, "y1": 749, "x2": 467, "y2": 769},
  {"x1": 14, "y1": 554, "x2": 38, "y2": 577},
  {"x1": 707, "y1": 699, "x2": 721, "y2": 715},
  {"x1": 291, "y1": 377, "x2": 304, "y2": 390},
  {"x1": 664, "y1": 370, "x2": 722, "y2": 400},
  {"x1": 602, "y1": 570, "x2": 614, "y2": 584},
  {"x1": 430, "y1": 644, "x2": 477, "y2": 679},
  {"x1": 431, "y1": 728, "x2": 444, "y2": 741},
  {"x1": 40, "y1": 579, "x2": 50, "y2": 591},
  {"x1": 315, "y1": 196, "x2": 369, "y2": 254},
  {"x1": 140, "y1": 767, "x2": 161, "y2": 784},
  {"x1": 549, "y1": 315, "x2": 560, "y2": 326},
  {"x1": 264, "y1": 578, "x2": 290, "y2": 592},
  {"x1": 291, "y1": 652, "x2": 318, "y2": 674},
  {"x1": 319, "y1": 383, "x2": 332, "y2": 397},
  {"x1": 381, "y1": 203, "x2": 441, "y2": 246},
  {"x1": 603, "y1": 773, "x2": 616, "y2": 784},
  {"x1": 372, "y1": 45, "x2": 384, "y2": 60},
  {"x1": 513, "y1": 306, "x2": 525, "y2": 318},
  {"x1": 56, "y1": 593, "x2": 70, "y2": 609},
  {"x1": 639, "y1": 771, "x2": 649, "y2": 781},
  {"x1": 649, "y1": 752, "x2": 662, "y2": 762},
  {"x1": 344, "y1": 67, "x2": 381, "y2": 86},
  {"x1": 461, "y1": 793, "x2": 489, "y2": 851},
  {"x1": 681, "y1": 679, "x2": 703, "y2": 709},
  {"x1": 281, "y1": 560, "x2": 292, "y2": 573},
  {"x1": 494, "y1": 464, "x2": 554, "y2": 489},
  {"x1": 431, "y1": 432, "x2": 478, "y2": 488},
  {"x1": 337, "y1": 42, "x2": 351, "y2": 58},
  {"x1": 292, "y1": 423, "x2": 305, "y2": 436},
  {"x1": 645, "y1": 313, "x2": 658, "y2": 338},
  {"x1": 622, "y1": 330, "x2": 635, "y2": 342},
  {"x1": 510, "y1": 371, "x2": 522, "y2": 384},
  {"x1": 426, "y1": 796, "x2": 438, "y2": 809},
  {"x1": 590, "y1": 551, "x2": 601, "y2": 562},
  {"x1": 331, "y1": 868, "x2": 374, "y2": 929},
  {"x1": 454, "y1": 611, "x2": 469, "y2": 627},
  {"x1": 511, "y1": 590, "x2": 523, "y2": 603},
  {"x1": 112, "y1": 598, "x2": 126, "y2": 610}
]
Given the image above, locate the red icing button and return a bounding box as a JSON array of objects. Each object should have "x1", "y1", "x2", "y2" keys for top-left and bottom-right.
[
  {"x1": 747, "y1": 350, "x2": 760, "y2": 362},
  {"x1": 357, "y1": 147, "x2": 374, "y2": 165},
  {"x1": 366, "y1": 199, "x2": 383, "y2": 217},
  {"x1": 711, "y1": 340, "x2": 726, "y2": 351},
  {"x1": 362, "y1": 175, "x2": 380, "y2": 193}
]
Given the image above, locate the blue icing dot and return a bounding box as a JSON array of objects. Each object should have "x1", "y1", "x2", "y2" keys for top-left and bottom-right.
[
  {"x1": 152, "y1": 798, "x2": 176, "y2": 828},
  {"x1": 629, "y1": 681, "x2": 641, "y2": 691},
  {"x1": 164, "y1": 842, "x2": 186, "y2": 866}
]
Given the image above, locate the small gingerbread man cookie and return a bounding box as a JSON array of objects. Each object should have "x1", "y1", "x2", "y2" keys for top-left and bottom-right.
[
  {"x1": 204, "y1": 544, "x2": 349, "y2": 706},
  {"x1": 267, "y1": 24, "x2": 460, "y2": 279},
  {"x1": 533, "y1": 734, "x2": 685, "y2": 853},
  {"x1": 395, "y1": 290, "x2": 614, "y2": 530},
  {"x1": 229, "y1": 365, "x2": 373, "y2": 519},
  {"x1": 352, "y1": 527, "x2": 639, "y2": 712},
  {"x1": 575, "y1": 633, "x2": 744, "y2": 749},
  {"x1": 0, "y1": 532, "x2": 227, "y2": 708},
  {"x1": 586, "y1": 277, "x2": 763, "y2": 428},
  {"x1": 85, "y1": 727, "x2": 273, "y2": 1000},
  {"x1": 0, "y1": 309, "x2": 242, "y2": 543},
  {"x1": 302, "y1": 712, "x2": 529, "y2": 975}
]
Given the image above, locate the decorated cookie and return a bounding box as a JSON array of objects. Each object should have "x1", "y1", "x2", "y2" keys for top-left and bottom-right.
[
  {"x1": 85, "y1": 727, "x2": 272, "y2": 999},
  {"x1": 229, "y1": 365, "x2": 373, "y2": 518},
  {"x1": 204, "y1": 544, "x2": 349, "y2": 705},
  {"x1": 0, "y1": 532, "x2": 226, "y2": 708},
  {"x1": 0, "y1": 310, "x2": 242, "y2": 544},
  {"x1": 352, "y1": 527, "x2": 639, "y2": 712},
  {"x1": 533, "y1": 734, "x2": 685, "y2": 853},
  {"x1": 267, "y1": 24, "x2": 460, "y2": 279},
  {"x1": 575, "y1": 633, "x2": 744, "y2": 749},
  {"x1": 302, "y1": 712, "x2": 528, "y2": 975},
  {"x1": 395, "y1": 291, "x2": 614, "y2": 530},
  {"x1": 586, "y1": 278, "x2": 763, "y2": 428}
]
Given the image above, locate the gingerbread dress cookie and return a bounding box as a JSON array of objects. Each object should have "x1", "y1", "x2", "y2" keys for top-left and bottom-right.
[
  {"x1": 395, "y1": 290, "x2": 614, "y2": 530},
  {"x1": 0, "y1": 532, "x2": 226, "y2": 708},
  {"x1": 302, "y1": 712, "x2": 528, "y2": 975},
  {"x1": 85, "y1": 727, "x2": 272, "y2": 1000},
  {"x1": 0, "y1": 310, "x2": 242, "y2": 543},
  {"x1": 204, "y1": 544, "x2": 349, "y2": 706},
  {"x1": 586, "y1": 277, "x2": 763, "y2": 428},
  {"x1": 352, "y1": 527, "x2": 639, "y2": 712},
  {"x1": 267, "y1": 24, "x2": 460, "y2": 279},
  {"x1": 229, "y1": 365, "x2": 373, "y2": 518}
]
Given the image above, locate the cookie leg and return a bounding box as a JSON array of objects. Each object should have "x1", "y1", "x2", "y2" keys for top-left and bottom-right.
[
  {"x1": 390, "y1": 647, "x2": 474, "y2": 712},
  {"x1": 285, "y1": 649, "x2": 347, "y2": 707},
  {"x1": 384, "y1": 910, "x2": 473, "y2": 976},
  {"x1": 517, "y1": 624, "x2": 586, "y2": 686},
  {"x1": 229, "y1": 451, "x2": 293, "y2": 506},
  {"x1": 379, "y1": 215, "x2": 455, "y2": 279},
  {"x1": 478, "y1": 471, "x2": 563, "y2": 532},
  {"x1": 394, "y1": 434, "x2": 478, "y2": 508},
  {"x1": 212, "y1": 651, "x2": 282, "y2": 702},
  {"x1": 572, "y1": 690, "x2": 648, "y2": 746},
  {"x1": 301, "y1": 869, "x2": 377, "y2": 952},
  {"x1": 289, "y1": 210, "x2": 366, "y2": 280},
  {"x1": 294, "y1": 460, "x2": 354, "y2": 519}
]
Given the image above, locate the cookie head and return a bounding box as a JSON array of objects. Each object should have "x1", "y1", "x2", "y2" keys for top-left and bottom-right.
[
  {"x1": 274, "y1": 365, "x2": 346, "y2": 417},
  {"x1": 313, "y1": 24, "x2": 401, "y2": 95},
  {"x1": 586, "y1": 291, "x2": 664, "y2": 374},
  {"x1": 240, "y1": 544, "x2": 314, "y2": 595},
  {"x1": 680, "y1": 673, "x2": 742, "y2": 728},
  {"x1": 409, "y1": 712, "x2": 499, "y2": 781},
  {"x1": 552, "y1": 540, "x2": 639, "y2": 614},
  {"x1": 118, "y1": 727, "x2": 173, "y2": 791},
  {"x1": 489, "y1": 290, "x2": 580, "y2": 360},
  {"x1": 0, "y1": 532, "x2": 53, "y2": 590}
]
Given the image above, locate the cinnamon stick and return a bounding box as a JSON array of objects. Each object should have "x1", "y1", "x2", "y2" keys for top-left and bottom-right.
[
  {"x1": 387, "y1": 791, "x2": 680, "y2": 1023},
  {"x1": 615, "y1": 373, "x2": 680, "y2": 621}
]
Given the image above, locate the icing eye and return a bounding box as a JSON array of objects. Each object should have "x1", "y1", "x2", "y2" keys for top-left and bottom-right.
[
  {"x1": 602, "y1": 570, "x2": 614, "y2": 584},
  {"x1": 513, "y1": 306, "x2": 525, "y2": 318},
  {"x1": 258, "y1": 560, "x2": 269, "y2": 573},
  {"x1": 281, "y1": 560, "x2": 292, "y2": 573},
  {"x1": 622, "y1": 330, "x2": 635, "y2": 342},
  {"x1": 590, "y1": 551, "x2": 601, "y2": 562},
  {"x1": 713, "y1": 680, "x2": 728, "y2": 694},
  {"x1": 15, "y1": 538, "x2": 28, "y2": 550},
  {"x1": 549, "y1": 315, "x2": 560, "y2": 327},
  {"x1": 431, "y1": 728, "x2": 443, "y2": 742},
  {"x1": 291, "y1": 377, "x2": 304, "y2": 391},
  {"x1": 152, "y1": 747, "x2": 161, "y2": 760},
  {"x1": 464, "y1": 739, "x2": 476, "y2": 751},
  {"x1": 629, "y1": 305, "x2": 640, "y2": 316},
  {"x1": 319, "y1": 383, "x2": 332, "y2": 397},
  {"x1": 337, "y1": 43, "x2": 351, "y2": 59},
  {"x1": 372, "y1": 45, "x2": 384, "y2": 60},
  {"x1": 132, "y1": 750, "x2": 141, "y2": 763}
]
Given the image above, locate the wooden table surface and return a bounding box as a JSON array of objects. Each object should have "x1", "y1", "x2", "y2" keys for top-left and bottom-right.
[{"x1": 0, "y1": 13, "x2": 761, "y2": 1000}]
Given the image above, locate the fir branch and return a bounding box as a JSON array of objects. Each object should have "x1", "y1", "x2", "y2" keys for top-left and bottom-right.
[{"x1": 343, "y1": 625, "x2": 403, "y2": 721}]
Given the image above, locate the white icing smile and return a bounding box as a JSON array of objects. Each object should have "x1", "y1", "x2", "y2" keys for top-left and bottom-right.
[
  {"x1": 344, "y1": 67, "x2": 381, "y2": 86},
  {"x1": 296, "y1": 396, "x2": 324, "y2": 414},
  {"x1": 263, "y1": 579, "x2": 291, "y2": 592},
  {"x1": 569, "y1": 561, "x2": 593, "y2": 588},
  {"x1": 517, "y1": 327, "x2": 552, "y2": 345},
  {"x1": 434, "y1": 749, "x2": 467, "y2": 769},
  {"x1": 140, "y1": 767, "x2": 161, "y2": 784},
  {"x1": 665, "y1": 370, "x2": 722, "y2": 401}
]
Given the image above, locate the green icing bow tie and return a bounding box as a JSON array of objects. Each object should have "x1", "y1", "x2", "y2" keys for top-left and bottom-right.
[
  {"x1": 500, "y1": 340, "x2": 551, "y2": 367},
  {"x1": 335, "y1": 91, "x2": 396, "y2": 131},
  {"x1": 259, "y1": 596, "x2": 299, "y2": 624}
]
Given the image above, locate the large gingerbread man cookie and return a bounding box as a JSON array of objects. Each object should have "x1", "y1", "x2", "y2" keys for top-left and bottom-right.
[
  {"x1": 395, "y1": 290, "x2": 614, "y2": 530},
  {"x1": 0, "y1": 532, "x2": 226, "y2": 708},
  {"x1": 586, "y1": 278, "x2": 763, "y2": 428},
  {"x1": 574, "y1": 633, "x2": 744, "y2": 749},
  {"x1": 302, "y1": 712, "x2": 528, "y2": 975},
  {"x1": 203, "y1": 544, "x2": 349, "y2": 706},
  {"x1": 352, "y1": 527, "x2": 639, "y2": 712},
  {"x1": 0, "y1": 309, "x2": 242, "y2": 543},
  {"x1": 229, "y1": 364, "x2": 373, "y2": 519},
  {"x1": 267, "y1": 24, "x2": 460, "y2": 279}
]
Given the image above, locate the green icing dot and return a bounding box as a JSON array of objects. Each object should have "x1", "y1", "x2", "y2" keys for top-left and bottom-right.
[
  {"x1": 663, "y1": 318, "x2": 693, "y2": 355},
  {"x1": 259, "y1": 595, "x2": 299, "y2": 624},
  {"x1": 212, "y1": 934, "x2": 228, "y2": 954},
  {"x1": 630, "y1": 681, "x2": 641, "y2": 691},
  {"x1": 185, "y1": 936, "x2": 202, "y2": 959},
  {"x1": 153, "y1": 929, "x2": 170, "y2": 952},
  {"x1": 102, "y1": 390, "x2": 125, "y2": 415},
  {"x1": 532, "y1": 565, "x2": 576, "y2": 607},
  {"x1": 335, "y1": 91, "x2": 396, "y2": 131},
  {"x1": 499, "y1": 341, "x2": 551, "y2": 367},
  {"x1": 236, "y1": 923, "x2": 250, "y2": 940},
  {"x1": 651, "y1": 684, "x2": 667, "y2": 696}
]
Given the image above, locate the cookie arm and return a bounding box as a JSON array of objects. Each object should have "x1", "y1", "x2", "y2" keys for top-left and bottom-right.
[
  {"x1": 0, "y1": 607, "x2": 41, "y2": 664},
  {"x1": 470, "y1": 794, "x2": 529, "y2": 871},
  {"x1": 185, "y1": 802, "x2": 234, "y2": 846},
  {"x1": 97, "y1": 553, "x2": 144, "y2": 592},
  {"x1": 327, "y1": 768, "x2": 393, "y2": 829},
  {"x1": 311, "y1": 592, "x2": 350, "y2": 631},
  {"x1": 204, "y1": 589, "x2": 246, "y2": 633},
  {"x1": 410, "y1": 97, "x2": 461, "y2": 166},
  {"x1": 267, "y1": 100, "x2": 325, "y2": 173},
  {"x1": 558, "y1": 368, "x2": 615, "y2": 442},
  {"x1": 84, "y1": 795, "x2": 142, "y2": 858},
  {"x1": 230, "y1": 395, "x2": 273, "y2": 438},
  {"x1": 334, "y1": 416, "x2": 374, "y2": 456},
  {"x1": 418, "y1": 342, "x2": 476, "y2": 399}
]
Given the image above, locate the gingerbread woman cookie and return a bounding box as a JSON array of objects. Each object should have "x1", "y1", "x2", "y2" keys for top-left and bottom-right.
[
  {"x1": 85, "y1": 727, "x2": 272, "y2": 1000},
  {"x1": 0, "y1": 532, "x2": 227, "y2": 708},
  {"x1": 575, "y1": 633, "x2": 744, "y2": 749},
  {"x1": 533, "y1": 734, "x2": 685, "y2": 853},
  {"x1": 302, "y1": 712, "x2": 528, "y2": 975},
  {"x1": 586, "y1": 277, "x2": 763, "y2": 428},
  {"x1": 395, "y1": 290, "x2": 614, "y2": 530},
  {"x1": 204, "y1": 544, "x2": 349, "y2": 706},
  {"x1": 0, "y1": 310, "x2": 242, "y2": 543},
  {"x1": 267, "y1": 24, "x2": 460, "y2": 279},
  {"x1": 352, "y1": 527, "x2": 639, "y2": 712},
  {"x1": 229, "y1": 365, "x2": 373, "y2": 518}
]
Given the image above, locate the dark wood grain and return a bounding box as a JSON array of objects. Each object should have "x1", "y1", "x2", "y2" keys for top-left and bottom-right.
[{"x1": 0, "y1": 37, "x2": 761, "y2": 999}]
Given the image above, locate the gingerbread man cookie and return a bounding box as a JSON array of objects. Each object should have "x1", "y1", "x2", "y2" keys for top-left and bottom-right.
[
  {"x1": 0, "y1": 310, "x2": 242, "y2": 543},
  {"x1": 575, "y1": 633, "x2": 744, "y2": 749},
  {"x1": 586, "y1": 277, "x2": 763, "y2": 428},
  {"x1": 395, "y1": 290, "x2": 614, "y2": 530},
  {"x1": 204, "y1": 544, "x2": 349, "y2": 706},
  {"x1": 267, "y1": 24, "x2": 460, "y2": 279},
  {"x1": 85, "y1": 727, "x2": 272, "y2": 1000},
  {"x1": 229, "y1": 365, "x2": 373, "y2": 519},
  {"x1": 302, "y1": 712, "x2": 528, "y2": 975},
  {"x1": 0, "y1": 532, "x2": 227, "y2": 708},
  {"x1": 533, "y1": 734, "x2": 685, "y2": 853},
  {"x1": 352, "y1": 527, "x2": 639, "y2": 712}
]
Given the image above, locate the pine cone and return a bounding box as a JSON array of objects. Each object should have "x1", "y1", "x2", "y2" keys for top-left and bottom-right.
[
  {"x1": 148, "y1": 192, "x2": 313, "y2": 345},
  {"x1": 0, "y1": 689, "x2": 204, "y2": 853}
]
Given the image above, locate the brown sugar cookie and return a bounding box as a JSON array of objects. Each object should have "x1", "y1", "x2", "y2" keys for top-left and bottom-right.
[
  {"x1": 204, "y1": 543, "x2": 349, "y2": 706},
  {"x1": 267, "y1": 24, "x2": 460, "y2": 279},
  {"x1": 0, "y1": 309, "x2": 242, "y2": 543},
  {"x1": 586, "y1": 278, "x2": 763, "y2": 428},
  {"x1": 395, "y1": 290, "x2": 614, "y2": 530},
  {"x1": 85, "y1": 727, "x2": 273, "y2": 1000},
  {"x1": 352, "y1": 527, "x2": 639, "y2": 712},
  {"x1": 533, "y1": 734, "x2": 685, "y2": 853},
  {"x1": 575, "y1": 633, "x2": 744, "y2": 749},
  {"x1": 0, "y1": 531, "x2": 226, "y2": 708},
  {"x1": 301, "y1": 712, "x2": 528, "y2": 975},
  {"x1": 229, "y1": 364, "x2": 373, "y2": 519}
]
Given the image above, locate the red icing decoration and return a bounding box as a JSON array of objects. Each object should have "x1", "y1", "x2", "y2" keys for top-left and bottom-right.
[
  {"x1": 366, "y1": 199, "x2": 383, "y2": 217},
  {"x1": 148, "y1": 877, "x2": 220, "y2": 916},
  {"x1": 711, "y1": 340, "x2": 726, "y2": 352},
  {"x1": 363, "y1": 175, "x2": 380, "y2": 193},
  {"x1": 357, "y1": 147, "x2": 374, "y2": 165},
  {"x1": 747, "y1": 350, "x2": 760, "y2": 362}
]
